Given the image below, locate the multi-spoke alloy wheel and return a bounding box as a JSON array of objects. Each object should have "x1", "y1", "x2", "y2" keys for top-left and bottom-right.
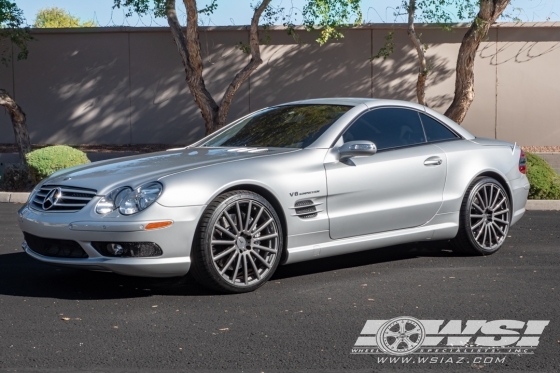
[
  {"x1": 469, "y1": 182, "x2": 510, "y2": 251},
  {"x1": 190, "y1": 191, "x2": 283, "y2": 293},
  {"x1": 451, "y1": 177, "x2": 511, "y2": 255}
]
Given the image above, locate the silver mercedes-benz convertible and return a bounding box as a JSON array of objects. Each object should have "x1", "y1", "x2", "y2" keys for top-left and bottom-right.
[{"x1": 18, "y1": 98, "x2": 529, "y2": 293}]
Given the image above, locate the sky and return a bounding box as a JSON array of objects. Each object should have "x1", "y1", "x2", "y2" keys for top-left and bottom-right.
[{"x1": 15, "y1": 0, "x2": 560, "y2": 27}]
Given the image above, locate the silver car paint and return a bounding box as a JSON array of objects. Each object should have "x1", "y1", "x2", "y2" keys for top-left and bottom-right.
[
  {"x1": 18, "y1": 98, "x2": 530, "y2": 277},
  {"x1": 325, "y1": 144, "x2": 447, "y2": 239}
]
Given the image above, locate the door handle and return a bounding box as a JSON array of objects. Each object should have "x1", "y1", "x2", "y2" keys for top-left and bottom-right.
[{"x1": 424, "y1": 157, "x2": 442, "y2": 166}]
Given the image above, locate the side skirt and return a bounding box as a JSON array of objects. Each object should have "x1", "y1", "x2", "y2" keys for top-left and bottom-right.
[{"x1": 284, "y1": 212, "x2": 459, "y2": 265}]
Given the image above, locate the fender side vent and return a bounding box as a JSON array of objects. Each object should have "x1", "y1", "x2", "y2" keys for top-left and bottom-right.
[
  {"x1": 294, "y1": 199, "x2": 317, "y2": 219},
  {"x1": 299, "y1": 212, "x2": 317, "y2": 219},
  {"x1": 295, "y1": 200, "x2": 314, "y2": 207}
]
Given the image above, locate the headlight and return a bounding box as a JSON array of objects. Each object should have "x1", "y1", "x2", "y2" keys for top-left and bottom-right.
[
  {"x1": 118, "y1": 182, "x2": 163, "y2": 215},
  {"x1": 95, "y1": 186, "x2": 132, "y2": 214},
  {"x1": 96, "y1": 182, "x2": 163, "y2": 215}
]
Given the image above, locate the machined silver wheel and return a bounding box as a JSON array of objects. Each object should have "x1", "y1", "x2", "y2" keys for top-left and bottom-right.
[
  {"x1": 211, "y1": 199, "x2": 279, "y2": 287},
  {"x1": 469, "y1": 182, "x2": 510, "y2": 251},
  {"x1": 451, "y1": 177, "x2": 511, "y2": 256},
  {"x1": 191, "y1": 190, "x2": 283, "y2": 293}
]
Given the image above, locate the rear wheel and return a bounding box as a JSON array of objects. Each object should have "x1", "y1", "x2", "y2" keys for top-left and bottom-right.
[
  {"x1": 190, "y1": 190, "x2": 283, "y2": 293},
  {"x1": 451, "y1": 177, "x2": 510, "y2": 255}
]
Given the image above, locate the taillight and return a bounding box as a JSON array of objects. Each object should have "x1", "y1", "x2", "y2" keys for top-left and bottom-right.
[{"x1": 519, "y1": 149, "x2": 527, "y2": 174}]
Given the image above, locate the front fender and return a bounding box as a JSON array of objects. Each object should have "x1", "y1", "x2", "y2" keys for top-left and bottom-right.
[{"x1": 156, "y1": 149, "x2": 330, "y2": 238}]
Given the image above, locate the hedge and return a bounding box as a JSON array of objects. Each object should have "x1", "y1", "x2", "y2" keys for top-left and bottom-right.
[
  {"x1": 25, "y1": 145, "x2": 90, "y2": 184},
  {"x1": 526, "y1": 152, "x2": 560, "y2": 200}
]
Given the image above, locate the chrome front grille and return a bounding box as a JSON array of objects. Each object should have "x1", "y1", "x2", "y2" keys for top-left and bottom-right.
[{"x1": 30, "y1": 185, "x2": 97, "y2": 212}]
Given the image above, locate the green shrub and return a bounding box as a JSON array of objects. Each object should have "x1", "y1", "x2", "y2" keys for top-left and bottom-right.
[
  {"x1": 25, "y1": 145, "x2": 90, "y2": 184},
  {"x1": 526, "y1": 152, "x2": 560, "y2": 200}
]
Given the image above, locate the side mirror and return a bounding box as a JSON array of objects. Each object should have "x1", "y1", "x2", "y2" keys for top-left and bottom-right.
[{"x1": 338, "y1": 141, "x2": 377, "y2": 161}]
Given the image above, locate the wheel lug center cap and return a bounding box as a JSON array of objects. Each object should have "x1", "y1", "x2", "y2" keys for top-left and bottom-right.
[{"x1": 236, "y1": 237, "x2": 247, "y2": 249}]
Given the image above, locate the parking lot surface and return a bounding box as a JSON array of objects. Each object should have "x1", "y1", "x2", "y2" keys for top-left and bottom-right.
[{"x1": 0, "y1": 203, "x2": 558, "y2": 372}]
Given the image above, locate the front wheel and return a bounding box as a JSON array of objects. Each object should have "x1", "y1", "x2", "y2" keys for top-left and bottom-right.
[
  {"x1": 451, "y1": 177, "x2": 511, "y2": 255},
  {"x1": 190, "y1": 190, "x2": 283, "y2": 293}
]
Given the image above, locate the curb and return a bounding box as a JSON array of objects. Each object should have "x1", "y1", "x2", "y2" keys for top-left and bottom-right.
[
  {"x1": 0, "y1": 192, "x2": 30, "y2": 204},
  {"x1": 525, "y1": 200, "x2": 560, "y2": 211},
  {"x1": 1, "y1": 192, "x2": 560, "y2": 210}
]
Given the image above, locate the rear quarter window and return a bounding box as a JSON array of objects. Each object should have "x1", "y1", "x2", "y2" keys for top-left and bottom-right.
[{"x1": 419, "y1": 113, "x2": 459, "y2": 142}]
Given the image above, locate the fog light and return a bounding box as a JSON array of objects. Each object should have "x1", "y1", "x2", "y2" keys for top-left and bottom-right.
[
  {"x1": 107, "y1": 243, "x2": 124, "y2": 256},
  {"x1": 92, "y1": 242, "x2": 163, "y2": 257}
]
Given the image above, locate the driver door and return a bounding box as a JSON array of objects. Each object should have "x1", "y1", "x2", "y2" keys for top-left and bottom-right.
[{"x1": 325, "y1": 107, "x2": 447, "y2": 240}]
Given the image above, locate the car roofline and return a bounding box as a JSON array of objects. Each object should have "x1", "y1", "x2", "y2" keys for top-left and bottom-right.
[{"x1": 276, "y1": 97, "x2": 378, "y2": 107}]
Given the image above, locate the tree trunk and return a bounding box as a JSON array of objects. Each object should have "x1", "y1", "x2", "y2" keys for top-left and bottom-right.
[
  {"x1": 166, "y1": 0, "x2": 218, "y2": 135},
  {"x1": 165, "y1": 0, "x2": 270, "y2": 136},
  {"x1": 0, "y1": 89, "x2": 31, "y2": 165},
  {"x1": 406, "y1": 0, "x2": 428, "y2": 106},
  {"x1": 445, "y1": 0, "x2": 510, "y2": 124},
  {"x1": 217, "y1": 0, "x2": 270, "y2": 128}
]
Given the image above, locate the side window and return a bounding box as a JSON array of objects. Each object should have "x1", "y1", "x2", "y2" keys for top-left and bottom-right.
[
  {"x1": 419, "y1": 113, "x2": 458, "y2": 142},
  {"x1": 342, "y1": 108, "x2": 426, "y2": 151}
]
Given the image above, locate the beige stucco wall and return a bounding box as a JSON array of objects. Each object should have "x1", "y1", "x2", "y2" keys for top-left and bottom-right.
[{"x1": 0, "y1": 23, "x2": 558, "y2": 146}]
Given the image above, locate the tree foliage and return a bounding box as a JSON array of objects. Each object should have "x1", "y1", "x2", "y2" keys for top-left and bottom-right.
[
  {"x1": 0, "y1": 0, "x2": 31, "y2": 64},
  {"x1": 33, "y1": 7, "x2": 96, "y2": 28},
  {"x1": 300, "y1": 0, "x2": 362, "y2": 45},
  {"x1": 405, "y1": 0, "x2": 477, "y2": 26}
]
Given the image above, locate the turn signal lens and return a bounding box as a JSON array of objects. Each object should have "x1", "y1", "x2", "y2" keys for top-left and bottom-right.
[{"x1": 144, "y1": 221, "x2": 173, "y2": 230}]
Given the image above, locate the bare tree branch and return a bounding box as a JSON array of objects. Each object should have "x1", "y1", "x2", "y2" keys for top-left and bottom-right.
[
  {"x1": 406, "y1": 0, "x2": 428, "y2": 106},
  {"x1": 218, "y1": 0, "x2": 271, "y2": 129}
]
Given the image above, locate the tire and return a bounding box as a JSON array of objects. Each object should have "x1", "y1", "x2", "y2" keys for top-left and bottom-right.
[
  {"x1": 190, "y1": 190, "x2": 284, "y2": 293},
  {"x1": 450, "y1": 177, "x2": 511, "y2": 256}
]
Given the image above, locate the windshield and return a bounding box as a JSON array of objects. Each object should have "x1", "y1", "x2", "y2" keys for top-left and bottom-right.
[{"x1": 201, "y1": 104, "x2": 352, "y2": 148}]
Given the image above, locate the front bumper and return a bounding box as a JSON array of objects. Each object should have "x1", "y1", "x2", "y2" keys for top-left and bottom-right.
[{"x1": 18, "y1": 202, "x2": 206, "y2": 277}]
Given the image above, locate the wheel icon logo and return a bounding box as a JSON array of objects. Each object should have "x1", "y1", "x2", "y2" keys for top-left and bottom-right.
[{"x1": 376, "y1": 317, "x2": 425, "y2": 356}]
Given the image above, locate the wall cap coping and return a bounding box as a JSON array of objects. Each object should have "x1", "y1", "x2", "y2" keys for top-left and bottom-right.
[{"x1": 27, "y1": 21, "x2": 560, "y2": 34}]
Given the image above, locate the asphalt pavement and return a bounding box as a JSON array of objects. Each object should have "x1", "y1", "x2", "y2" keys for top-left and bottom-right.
[{"x1": 0, "y1": 203, "x2": 558, "y2": 372}]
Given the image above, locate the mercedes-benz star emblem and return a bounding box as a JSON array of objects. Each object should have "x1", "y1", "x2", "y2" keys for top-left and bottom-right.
[{"x1": 42, "y1": 187, "x2": 63, "y2": 210}]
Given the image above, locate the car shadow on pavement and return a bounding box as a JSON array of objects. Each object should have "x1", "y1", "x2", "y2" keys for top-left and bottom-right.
[
  {"x1": 0, "y1": 252, "x2": 214, "y2": 299},
  {"x1": 273, "y1": 240, "x2": 458, "y2": 280},
  {"x1": 0, "y1": 241, "x2": 461, "y2": 300}
]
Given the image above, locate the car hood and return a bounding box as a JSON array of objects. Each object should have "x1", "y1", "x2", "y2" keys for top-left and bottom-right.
[{"x1": 43, "y1": 147, "x2": 297, "y2": 194}]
